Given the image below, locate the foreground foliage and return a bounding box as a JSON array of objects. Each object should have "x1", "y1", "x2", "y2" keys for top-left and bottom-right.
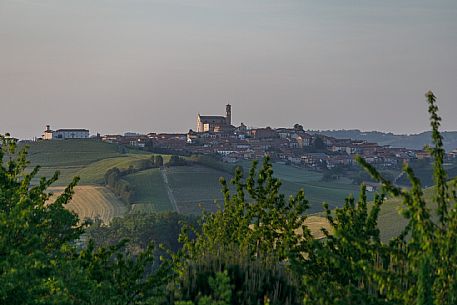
[
  {"x1": 0, "y1": 135, "x2": 166, "y2": 304},
  {"x1": 173, "y1": 91, "x2": 457, "y2": 305}
]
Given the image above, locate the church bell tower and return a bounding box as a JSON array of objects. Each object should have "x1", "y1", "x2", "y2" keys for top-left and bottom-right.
[{"x1": 226, "y1": 104, "x2": 231, "y2": 126}]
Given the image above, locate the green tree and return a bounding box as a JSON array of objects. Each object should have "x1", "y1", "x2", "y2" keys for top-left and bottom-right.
[
  {"x1": 156, "y1": 155, "x2": 164, "y2": 167},
  {"x1": 167, "y1": 155, "x2": 187, "y2": 167},
  {"x1": 302, "y1": 91, "x2": 457, "y2": 305},
  {"x1": 174, "y1": 158, "x2": 310, "y2": 304}
]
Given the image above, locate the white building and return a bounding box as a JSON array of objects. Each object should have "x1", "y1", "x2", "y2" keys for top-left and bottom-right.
[{"x1": 42, "y1": 125, "x2": 89, "y2": 140}]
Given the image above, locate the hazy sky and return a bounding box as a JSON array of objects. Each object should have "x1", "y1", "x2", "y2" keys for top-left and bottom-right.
[{"x1": 1, "y1": 0, "x2": 456, "y2": 139}]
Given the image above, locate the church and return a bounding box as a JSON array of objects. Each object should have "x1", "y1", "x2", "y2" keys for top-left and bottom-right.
[{"x1": 196, "y1": 104, "x2": 234, "y2": 132}]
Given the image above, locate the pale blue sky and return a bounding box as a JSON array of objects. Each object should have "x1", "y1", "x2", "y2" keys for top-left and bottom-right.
[{"x1": 1, "y1": 0, "x2": 456, "y2": 139}]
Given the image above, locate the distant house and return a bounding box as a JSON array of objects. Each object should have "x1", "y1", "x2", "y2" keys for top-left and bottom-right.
[
  {"x1": 249, "y1": 127, "x2": 279, "y2": 140},
  {"x1": 42, "y1": 125, "x2": 89, "y2": 140},
  {"x1": 449, "y1": 149, "x2": 457, "y2": 159},
  {"x1": 363, "y1": 182, "x2": 380, "y2": 192}
]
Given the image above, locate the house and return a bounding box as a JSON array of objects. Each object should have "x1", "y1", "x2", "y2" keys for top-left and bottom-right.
[
  {"x1": 449, "y1": 149, "x2": 457, "y2": 159},
  {"x1": 249, "y1": 127, "x2": 279, "y2": 140},
  {"x1": 101, "y1": 134, "x2": 123, "y2": 143},
  {"x1": 364, "y1": 182, "x2": 379, "y2": 192},
  {"x1": 42, "y1": 125, "x2": 89, "y2": 140},
  {"x1": 415, "y1": 150, "x2": 432, "y2": 160}
]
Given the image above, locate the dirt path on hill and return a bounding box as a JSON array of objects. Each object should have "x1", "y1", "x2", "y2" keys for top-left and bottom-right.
[{"x1": 160, "y1": 167, "x2": 180, "y2": 213}]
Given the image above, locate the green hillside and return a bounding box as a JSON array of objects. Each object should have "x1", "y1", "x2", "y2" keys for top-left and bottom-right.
[
  {"x1": 124, "y1": 168, "x2": 172, "y2": 212},
  {"x1": 235, "y1": 160, "x2": 370, "y2": 213},
  {"x1": 24, "y1": 140, "x2": 158, "y2": 186},
  {"x1": 23, "y1": 140, "x2": 375, "y2": 216},
  {"x1": 75, "y1": 155, "x2": 167, "y2": 185},
  {"x1": 26, "y1": 139, "x2": 122, "y2": 166},
  {"x1": 165, "y1": 166, "x2": 232, "y2": 214},
  {"x1": 377, "y1": 186, "x2": 436, "y2": 241}
]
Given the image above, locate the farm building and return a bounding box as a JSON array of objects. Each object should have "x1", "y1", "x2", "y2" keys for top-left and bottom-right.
[{"x1": 42, "y1": 125, "x2": 89, "y2": 140}]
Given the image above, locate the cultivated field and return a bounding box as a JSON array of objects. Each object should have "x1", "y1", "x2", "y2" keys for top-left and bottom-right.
[
  {"x1": 302, "y1": 215, "x2": 333, "y2": 239},
  {"x1": 166, "y1": 166, "x2": 231, "y2": 214},
  {"x1": 124, "y1": 168, "x2": 173, "y2": 212},
  {"x1": 49, "y1": 185, "x2": 128, "y2": 224},
  {"x1": 24, "y1": 139, "x2": 165, "y2": 186},
  {"x1": 26, "y1": 139, "x2": 122, "y2": 167}
]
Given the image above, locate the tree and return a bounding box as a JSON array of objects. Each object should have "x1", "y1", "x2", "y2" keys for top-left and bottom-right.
[
  {"x1": 312, "y1": 136, "x2": 327, "y2": 150},
  {"x1": 167, "y1": 155, "x2": 188, "y2": 167},
  {"x1": 156, "y1": 155, "x2": 164, "y2": 167},
  {"x1": 294, "y1": 124, "x2": 304, "y2": 131},
  {"x1": 174, "y1": 158, "x2": 310, "y2": 304}
]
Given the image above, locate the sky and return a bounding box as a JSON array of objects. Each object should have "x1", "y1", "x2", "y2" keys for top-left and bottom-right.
[{"x1": 1, "y1": 0, "x2": 456, "y2": 139}]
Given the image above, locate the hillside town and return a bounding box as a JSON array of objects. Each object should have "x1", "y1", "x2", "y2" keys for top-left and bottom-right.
[{"x1": 40, "y1": 104, "x2": 457, "y2": 171}]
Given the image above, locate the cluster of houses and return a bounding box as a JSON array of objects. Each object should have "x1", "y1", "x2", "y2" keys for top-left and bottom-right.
[
  {"x1": 41, "y1": 105, "x2": 457, "y2": 171},
  {"x1": 99, "y1": 105, "x2": 454, "y2": 171},
  {"x1": 103, "y1": 125, "x2": 435, "y2": 170}
]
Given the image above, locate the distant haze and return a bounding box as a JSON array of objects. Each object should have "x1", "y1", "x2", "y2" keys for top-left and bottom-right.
[{"x1": 1, "y1": 0, "x2": 456, "y2": 139}]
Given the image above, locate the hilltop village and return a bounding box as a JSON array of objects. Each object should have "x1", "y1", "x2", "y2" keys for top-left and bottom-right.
[{"x1": 41, "y1": 104, "x2": 457, "y2": 171}]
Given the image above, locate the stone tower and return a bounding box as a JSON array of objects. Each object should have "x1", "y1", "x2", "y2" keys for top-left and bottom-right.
[{"x1": 226, "y1": 104, "x2": 231, "y2": 126}]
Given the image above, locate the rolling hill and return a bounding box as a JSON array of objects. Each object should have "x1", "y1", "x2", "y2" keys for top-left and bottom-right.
[{"x1": 24, "y1": 140, "x2": 375, "y2": 219}]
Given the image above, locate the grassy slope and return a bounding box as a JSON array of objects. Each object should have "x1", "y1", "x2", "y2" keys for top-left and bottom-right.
[
  {"x1": 75, "y1": 155, "x2": 162, "y2": 184},
  {"x1": 26, "y1": 139, "x2": 121, "y2": 166},
  {"x1": 124, "y1": 168, "x2": 172, "y2": 212},
  {"x1": 376, "y1": 187, "x2": 436, "y2": 241},
  {"x1": 166, "y1": 166, "x2": 232, "y2": 214},
  {"x1": 236, "y1": 161, "x2": 368, "y2": 213},
  {"x1": 25, "y1": 140, "x2": 163, "y2": 186},
  {"x1": 26, "y1": 140, "x2": 122, "y2": 185}
]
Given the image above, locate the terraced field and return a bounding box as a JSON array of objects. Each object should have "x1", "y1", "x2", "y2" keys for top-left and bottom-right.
[{"x1": 49, "y1": 185, "x2": 127, "y2": 223}]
